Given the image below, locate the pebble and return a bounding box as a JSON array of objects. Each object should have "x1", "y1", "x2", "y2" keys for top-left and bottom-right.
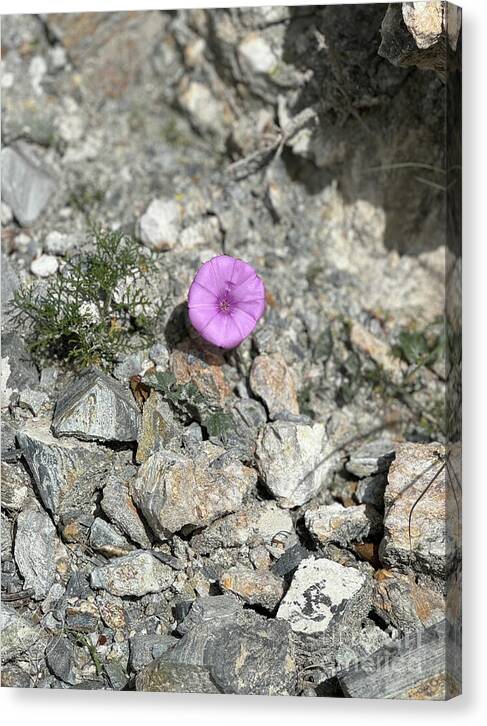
[{"x1": 31, "y1": 254, "x2": 59, "y2": 277}]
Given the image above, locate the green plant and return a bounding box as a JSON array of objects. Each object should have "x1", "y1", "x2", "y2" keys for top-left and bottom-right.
[{"x1": 11, "y1": 226, "x2": 162, "y2": 370}]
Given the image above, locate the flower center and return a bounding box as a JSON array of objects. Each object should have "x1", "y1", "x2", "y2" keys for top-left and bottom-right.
[{"x1": 219, "y1": 298, "x2": 231, "y2": 313}]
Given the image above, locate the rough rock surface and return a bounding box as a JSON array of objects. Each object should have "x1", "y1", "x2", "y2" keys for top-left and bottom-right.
[
  {"x1": 1, "y1": 143, "x2": 56, "y2": 226},
  {"x1": 90, "y1": 551, "x2": 176, "y2": 597},
  {"x1": 305, "y1": 502, "x2": 382, "y2": 547},
  {"x1": 52, "y1": 369, "x2": 140, "y2": 442},
  {"x1": 255, "y1": 420, "x2": 336, "y2": 508},
  {"x1": 132, "y1": 443, "x2": 256, "y2": 537},
  {"x1": 219, "y1": 565, "x2": 285, "y2": 611},
  {"x1": 1, "y1": 604, "x2": 44, "y2": 663},
  {"x1": 249, "y1": 352, "x2": 299, "y2": 419},
  {"x1": 14, "y1": 499, "x2": 58, "y2": 599}
]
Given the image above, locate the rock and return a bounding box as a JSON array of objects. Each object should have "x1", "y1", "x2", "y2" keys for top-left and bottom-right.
[
  {"x1": 277, "y1": 557, "x2": 371, "y2": 636},
  {"x1": 225, "y1": 397, "x2": 267, "y2": 460},
  {"x1": 43, "y1": 230, "x2": 77, "y2": 256},
  {"x1": 1, "y1": 603, "x2": 43, "y2": 663},
  {"x1": 373, "y1": 569, "x2": 445, "y2": 634},
  {"x1": 402, "y1": 1, "x2": 443, "y2": 49},
  {"x1": 1, "y1": 201, "x2": 13, "y2": 226},
  {"x1": 305, "y1": 503, "x2": 382, "y2": 547},
  {"x1": 255, "y1": 420, "x2": 336, "y2": 508},
  {"x1": 129, "y1": 634, "x2": 178, "y2": 672},
  {"x1": 346, "y1": 440, "x2": 395, "y2": 478},
  {"x1": 271, "y1": 544, "x2": 313, "y2": 578},
  {"x1": 178, "y1": 81, "x2": 226, "y2": 136},
  {"x1": 52, "y1": 369, "x2": 140, "y2": 443},
  {"x1": 170, "y1": 342, "x2": 233, "y2": 409},
  {"x1": 177, "y1": 595, "x2": 241, "y2": 636},
  {"x1": 356, "y1": 473, "x2": 387, "y2": 509},
  {"x1": 1, "y1": 331, "x2": 39, "y2": 398},
  {"x1": 137, "y1": 198, "x2": 182, "y2": 251},
  {"x1": 136, "y1": 389, "x2": 181, "y2": 464},
  {"x1": 65, "y1": 602, "x2": 99, "y2": 633},
  {"x1": 97, "y1": 593, "x2": 127, "y2": 630},
  {"x1": 179, "y1": 216, "x2": 222, "y2": 251},
  {"x1": 18, "y1": 387, "x2": 49, "y2": 416},
  {"x1": 0, "y1": 462, "x2": 31, "y2": 511},
  {"x1": 101, "y1": 475, "x2": 151, "y2": 548},
  {"x1": 17, "y1": 419, "x2": 110, "y2": 516},
  {"x1": 157, "y1": 604, "x2": 296, "y2": 695},
  {"x1": 149, "y1": 342, "x2": 170, "y2": 368},
  {"x1": 1, "y1": 253, "x2": 19, "y2": 328},
  {"x1": 89, "y1": 518, "x2": 135, "y2": 558},
  {"x1": 249, "y1": 353, "x2": 299, "y2": 419},
  {"x1": 238, "y1": 33, "x2": 278, "y2": 75},
  {"x1": 30, "y1": 254, "x2": 59, "y2": 277},
  {"x1": 191, "y1": 500, "x2": 293, "y2": 554},
  {"x1": 90, "y1": 551, "x2": 176, "y2": 597},
  {"x1": 349, "y1": 321, "x2": 406, "y2": 384},
  {"x1": 14, "y1": 499, "x2": 58, "y2": 600},
  {"x1": 136, "y1": 660, "x2": 219, "y2": 693},
  {"x1": 1, "y1": 143, "x2": 56, "y2": 226},
  {"x1": 380, "y1": 443, "x2": 458, "y2": 578},
  {"x1": 219, "y1": 566, "x2": 284, "y2": 611},
  {"x1": 46, "y1": 637, "x2": 76, "y2": 685},
  {"x1": 132, "y1": 443, "x2": 256, "y2": 537}
]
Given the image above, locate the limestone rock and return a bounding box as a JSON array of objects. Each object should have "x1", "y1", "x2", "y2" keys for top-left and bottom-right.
[
  {"x1": 89, "y1": 518, "x2": 135, "y2": 558},
  {"x1": 1, "y1": 143, "x2": 56, "y2": 226},
  {"x1": 255, "y1": 420, "x2": 336, "y2": 508},
  {"x1": 101, "y1": 475, "x2": 151, "y2": 548},
  {"x1": 90, "y1": 551, "x2": 176, "y2": 597},
  {"x1": 305, "y1": 503, "x2": 382, "y2": 547},
  {"x1": 136, "y1": 660, "x2": 219, "y2": 693},
  {"x1": 249, "y1": 352, "x2": 299, "y2": 419},
  {"x1": 136, "y1": 388, "x2": 181, "y2": 464},
  {"x1": 373, "y1": 569, "x2": 445, "y2": 633},
  {"x1": 277, "y1": 557, "x2": 371, "y2": 636},
  {"x1": 137, "y1": 198, "x2": 182, "y2": 251},
  {"x1": 346, "y1": 439, "x2": 395, "y2": 478},
  {"x1": 1, "y1": 604, "x2": 43, "y2": 663},
  {"x1": 0, "y1": 462, "x2": 31, "y2": 511},
  {"x1": 132, "y1": 443, "x2": 256, "y2": 537},
  {"x1": 52, "y1": 369, "x2": 140, "y2": 443},
  {"x1": 219, "y1": 565, "x2": 285, "y2": 611}
]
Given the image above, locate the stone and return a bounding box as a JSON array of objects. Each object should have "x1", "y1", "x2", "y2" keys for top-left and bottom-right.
[
  {"x1": 46, "y1": 637, "x2": 76, "y2": 685},
  {"x1": 177, "y1": 595, "x2": 241, "y2": 636},
  {"x1": 356, "y1": 473, "x2": 387, "y2": 509},
  {"x1": 191, "y1": 500, "x2": 293, "y2": 554},
  {"x1": 255, "y1": 420, "x2": 337, "y2": 508},
  {"x1": 90, "y1": 551, "x2": 176, "y2": 597},
  {"x1": 1, "y1": 201, "x2": 13, "y2": 225},
  {"x1": 101, "y1": 475, "x2": 151, "y2": 548},
  {"x1": 225, "y1": 397, "x2": 267, "y2": 460},
  {"x1": 249, "y1": 352, "x2": 299, "y2": 419},
  {"x1": 349, "y1": 321, "x2": 406, "y2": 384},
  {"x1": 373, "y1": 569, "x2": 445, "y2": 634},
  {"x1": 271, "y1": 544, "x2": 312, "y2": 578},
  {"x1": 132, "y1": 443, "x2": 256, "y2": 537},
  {"x1": 277, "y1": 557, "x2": 371, "y2": 636},
  {"x1": 30, "y1": 254, "x2": 59, "y2": 277},
  {"x1": 136, "y1": 660, "x2": 219, "y2": 693},
  {"x1": 17, "y1": 419, "x2": 110, "y2": 516},
  {"x1": 1, "y1": 253, "x2": 19, "y2": 328},
  {"x1": 52, "y1": 369, "x2": 140, "y2": 443},
  {"x1": 43, "y1": 230, "x2": 77, "y2": 256},
  {"x1": 178, "y1": 81, "x2": 225, "y2": 136},
  {"x1": 129, "y1": 634, "x2": 177, "y2": 672},
  {"x1": 1, "y1": 603, "x2": 43, "y2": 663},
  {"x1": 149, "y1": 341, "x2": 170, "y2": 367},
  {"x1": 89, "y1": 518, "x2": 135, "y2": 558},
  {"x1": 170, "y1": 342, "x2": 233, "y2": 408},
  {"x1": 137, "y1": 198, "x2": 182, "y2": 251},
  {"x1": 1, "y1": 332, "x2": 39, "y2": 397},
  {"x1": 179, "y1": 217, "x2": 221, "y2": 250},
  {"x1": 14, "y1": 499, "x2": 58, "y2": 600},
  {"x1": 65, "y1": 602, "x2": 99, "y2": 633},
  {"x1": 219, "y1": 565, "x2": 285, "y2": 611},
  {"x1": 379, "y1": 443, "x2": 459, "y2": 578},
  {"x1": 346, "y1": 440, "x2": 395, "y2": 478},
  {"x1": 238, "y1": 34, "x2": 278, "y2": 75},
  {"x1": 158, "y1": 604, "x2": 296, "y2": 695},
  {"x1": 1, "y1": 143, "x2": 56, "y2": 227},
  {"x1": 402, "y1": 1, "x2": 443, "y2": 50},
  {"x1": 305, "y1": 503, "x2": 382, "y2": 547},
  {"x1": 0, "y1": 462, "x2": 31, "y2": 511},
  {"x1": 18, "y1": 387, "x2": 49, "y2": 416},
  {"x1": 136, "y1": 389, "x2": 181, "y2": 464}
]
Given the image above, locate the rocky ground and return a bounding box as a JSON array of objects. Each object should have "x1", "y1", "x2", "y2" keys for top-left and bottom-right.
[{"x1": 1, "y1": 5, "x2": 461, "y2": 697}]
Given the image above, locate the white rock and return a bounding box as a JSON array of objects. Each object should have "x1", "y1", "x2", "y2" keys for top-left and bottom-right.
[
  {"x1": 178, "y1": 81, "x2": 225, "y2": 135},
  {"x1": 137, "y1": 198, "x2": 182, "y2": 251},
  {"x1": 277, "y1": 557, "x2": 370, "y2": 635},
  {"x1": 1, "y1": 357, "x2": 14, "y2": 410},
  {"x1": 90, "y1": 551, "x2": 176, "y2": 597},
  {"x1": 239, "y1": 34, "x2": 278, "y2": 74},
  {"x1": 13, "y1": 233, "x2": 31, "y2": 253},
  {"x1": 29, "y1": 55, "x2": 47, "y2": 95},
  {"x1": 44, "y1": 230, "x2": 76, "y2": 256},
  {"x1": 1, "y1": 201, "x2": 13, "y2": 225},
  {"x1": 31, "y1": 254, "x2": 59, "y2": 277}
]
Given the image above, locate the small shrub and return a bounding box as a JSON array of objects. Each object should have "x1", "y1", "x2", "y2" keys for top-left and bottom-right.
[{"x1": 11, "y1": 225, "x2": 162, "y2": 370}]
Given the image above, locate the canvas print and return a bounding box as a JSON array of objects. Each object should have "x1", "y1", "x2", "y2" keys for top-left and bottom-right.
[{"x1": 0, "y1": 2, "x2": 461, "y2": 699}]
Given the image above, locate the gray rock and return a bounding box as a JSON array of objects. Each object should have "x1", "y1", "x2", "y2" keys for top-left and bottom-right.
[
  {"x1": 172, "y1": 608, "x2": 296, "y2": 695},
  {"x1": 380, "y1": 442, "x2": 459, "y2": 578},
  {"x1": 271, "y1": 543, "x2": 312, "y2": 578},
  {"x1": 356, "y1": 473, "x2": 387, "y2": 509},
  {"x1": 305, "y1": 503, "x2": 382, "y2": 547},
  {"x1": 18, "y1": 387, "x2": 49, "y2": 416},
  {"x1": 177, "y1": 595, "x2": 241, "y2": 636},
  {"x1": 137, "y1": 198, "x2": 183, "y2": 251},
  {"x1": 1, "y1": 331, "x2": 39, "y2": 395},
  {"x1": 372, "y1": 570, "x2": 445, "y2": 634},
  {"x1": 101, "y1": 475, "x2": 151, "y2": 548},
  {"x1": 1, "y1": 143, "x2": 56, "y2": 226},
  {"x1": 255, "y1": 420, "x2": 337, "y2": 508},
  {"x1": 0, "y1": 462, "x2": 31, "y2": 511},
  {"x1": 225, "y1": 397, "x2": 267, "y2": 460},
  {"x1": 17, "y1": 419, "x2": 110, "y2": 516},
  {"x1": 346, "y1": 440, "x2": 395, "y2": 478},
  {"x1": 219, "y1": 565, "x2": 285, "y2": 611},
  {"x1": 90, "y1": 551, "x2": 176, "y2": 597},
  {"x1": 249, "y1": 353, "x2": 299, "y2": 419},
  {"x1": 129, "y1": 633, "x2": 177, "y2": 672},
  {"x1": 46, "y1": 637, "x2": 76, "y2": 685},
  {"x1": 1, "y1": 603, "x2": 43, "y2": 662},
  {"x1": 1, "y1": 253, "x2": 20, "y2": 328},
  {"x1": 89, "y1": 518, "x2": 135, "y2": 558},
  {"x1": 277, "y1": 557, "x2": 371, "y2": 636},
  {"x1": 52, "y1": 369, "x2": 140, "y2": 443},
  {"x1": 14, "y1": 499, "x2": 58, "y2": 600},
  {"x1": 136, "y1": 389, "x2": 181, "y2": 464},
  {"x1": 132, "y1": 443, "x2": 256, "y2": 537},
  {"x1": 136, "y1": 660, "x2": 219, "y2": 693}
]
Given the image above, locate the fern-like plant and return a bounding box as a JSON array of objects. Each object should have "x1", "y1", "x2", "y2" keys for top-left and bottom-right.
[{"x1": 11, "y1": 226, "x2": 162, "y2": 369}]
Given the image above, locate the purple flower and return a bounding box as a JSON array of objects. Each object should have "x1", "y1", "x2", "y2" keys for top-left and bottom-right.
[{"x1": 188, "y1": 255, "x2": 266, "y2": 349}]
